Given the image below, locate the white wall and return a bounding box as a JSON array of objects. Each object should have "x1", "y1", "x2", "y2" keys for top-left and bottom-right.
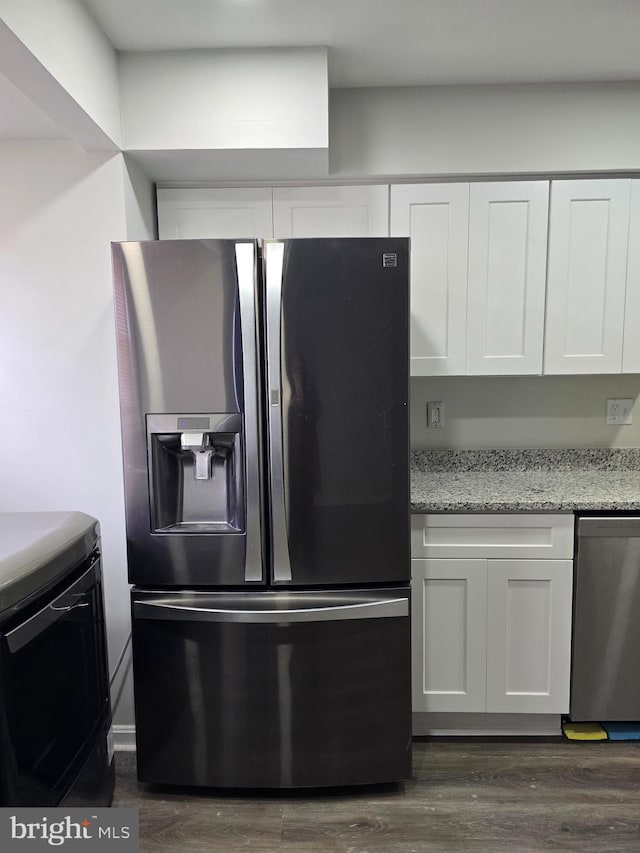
[
  {"x1": 0, "y1": 0, "x2": 121, "y2": 146},
  {"x1": 330, "y1": 84, "x2": 640, "y2": 178},
  {"x1": 0, "y1": 141, "x2": 148, "y2": 732},
  {"x1": 120, "y1": 47, "x2": 328, "y2": 153},
  {"x1": 111, "y1": 154, "x2": 156, "y2": 735},
  {"x1": 118, "y1": 47, "x2": 329, "y2": 181},
  {"x1": 411, "y1": 375, "x2": 640, "y2": 450},
  {"x1": 122, "y1": 154, "x2": 157, "y2": 240}
]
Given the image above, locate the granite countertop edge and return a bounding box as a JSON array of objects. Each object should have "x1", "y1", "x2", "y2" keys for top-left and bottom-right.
[
  {"x1": 410, "y1": 449, "x2": 640, "y2": 514},
  {"x1": 410, "y1": 497, "x2": 640, "y2": 513}
]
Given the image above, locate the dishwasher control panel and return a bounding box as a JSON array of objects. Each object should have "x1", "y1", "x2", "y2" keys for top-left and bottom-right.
[{"x1": 577, "y1": 516, "x2": 640, "y2": 537}]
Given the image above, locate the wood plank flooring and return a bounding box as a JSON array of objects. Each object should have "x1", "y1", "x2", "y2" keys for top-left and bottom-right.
[{"x1": 113, "y1": 739, "x2": 640, "y2": 852}]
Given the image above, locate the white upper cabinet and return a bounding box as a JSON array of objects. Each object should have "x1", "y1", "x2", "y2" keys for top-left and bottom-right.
[
  {"x1": 544, "y1": 179, "x2": 631, "y2": 374},
  {"x1": 466, "y1": 182, "x2": 549, "y2": 375},
  {"x1": 272, "y1": 185, "x2": 389, "y2": 238},
  {"x1": 158, "y1": 179, "x2": 640, "y2": 378},
  {"x1": 157, "y1": 187, "x2": 274, "y2": 239},
  {"x1": 623, "y1": 181, "x2": 640, "y2": 373},
  {"x1": 157, "y1": 185, "x2": 388, "y2": 241},
  {"x1": 391, "y1": 183, "x2": 469, "y2": 376},
  {"x1": 392, "y1": 181, "x2": 548, "y2": 376}
]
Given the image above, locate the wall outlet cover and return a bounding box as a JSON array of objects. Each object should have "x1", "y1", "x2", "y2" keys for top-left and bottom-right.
[
  {"x1": 427, "y1": 401, "x2": 444, "y2": 429},
  {"x1": 606, "y1": 398, "x2": 634, "y2": 425}
]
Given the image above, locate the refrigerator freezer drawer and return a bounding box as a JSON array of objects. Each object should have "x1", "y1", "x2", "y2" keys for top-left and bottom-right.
[{"x1": 131, "y1": 587, "x2": 411, "y2": 788}]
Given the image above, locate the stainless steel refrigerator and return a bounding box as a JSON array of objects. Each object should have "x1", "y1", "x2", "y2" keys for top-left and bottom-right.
[{"x1": 112, "y1": 237, "x2": 410, "y2": 788}]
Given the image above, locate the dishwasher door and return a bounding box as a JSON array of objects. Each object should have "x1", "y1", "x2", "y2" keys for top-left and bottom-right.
[{"x1": 571, "y1": 516, "x2": 640, "y2": 721}]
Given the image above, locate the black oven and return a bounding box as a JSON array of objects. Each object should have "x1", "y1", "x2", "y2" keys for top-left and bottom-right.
[{"x1": 0, "y1": 517, "x2": 114, "y2": 807}]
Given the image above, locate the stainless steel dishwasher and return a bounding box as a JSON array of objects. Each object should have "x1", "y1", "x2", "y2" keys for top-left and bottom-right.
[{"x1": 571, "y1": 515, "x2": 640, "y2": 721}]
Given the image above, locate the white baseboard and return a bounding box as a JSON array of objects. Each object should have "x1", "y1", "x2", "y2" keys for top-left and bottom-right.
[
  {"x1": 413, "y1": 712, "x2": 562, "y2": 737},
  {"x1": 113, "y1": 724, "x2": 136, "y2": 752}
]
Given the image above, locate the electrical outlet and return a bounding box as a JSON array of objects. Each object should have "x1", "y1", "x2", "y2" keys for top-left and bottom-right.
[
  {"x1": 606, "y1": 398, "x2": 633, "y2": 425},
  {"x1": 427, "y1": 401, "x2": 444, "y2": 429}
]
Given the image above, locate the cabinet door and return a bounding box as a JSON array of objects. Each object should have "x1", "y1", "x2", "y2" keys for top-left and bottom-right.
[
  {"x1": 544, "y1": 180, "x2": 631, "y2": 374},
  {"x1": 485, "y1": 559, "x2": 572, "y2": 714},
  {"x1": 272, "y1": 186, "x2": 388, "y2": 238},
  {"x1": 623, "y1": 180, "x2": 640, "y2": 372},
  {"x1": 157, "y1": 187, "x2": 274, "y2": 239},
  {"x1": 411, "y1": 558, "x2": 486, "y2": 713},
  {"x1": 391, "y1": 184, "x2": 469, "y2": 376},
  {"x1": 466, "y1": 182, "x2": 549, "y2": 375}
]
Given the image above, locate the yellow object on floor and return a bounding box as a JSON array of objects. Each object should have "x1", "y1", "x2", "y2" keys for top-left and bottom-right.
[{"x1": 562, "y1": 722, "x2": 608, "y2": 741}]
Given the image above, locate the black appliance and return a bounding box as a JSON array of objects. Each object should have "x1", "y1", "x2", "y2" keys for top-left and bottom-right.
[
  {"x1": 112, "y1": 238, "x2": 411, "y2": 788},
  {"x1": 0, "y1": 512, "x2": 114, "y2": 806}
]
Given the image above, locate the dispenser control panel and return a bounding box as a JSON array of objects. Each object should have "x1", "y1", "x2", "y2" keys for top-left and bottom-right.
[{"x1": 177, "y1": 416, "x2": 211, "y2": 430}]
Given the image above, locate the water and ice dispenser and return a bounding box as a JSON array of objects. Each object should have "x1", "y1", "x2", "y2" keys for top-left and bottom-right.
[{"x1": 146, "y1": 414, "x2": 244, "y2": 534}]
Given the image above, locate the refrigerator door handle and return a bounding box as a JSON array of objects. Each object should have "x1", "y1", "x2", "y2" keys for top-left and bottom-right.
[
  {"x1": 236, "y1": 242, "x2": 263, "y2": 582},
  {"x1": 134, "y1": 596, "x2": 408, "y2": 623},
  {"x1": 264, "y1": 241, "x2": 292, "y2": 582}
]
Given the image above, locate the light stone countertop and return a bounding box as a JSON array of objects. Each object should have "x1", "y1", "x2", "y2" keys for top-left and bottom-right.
[{"x1": 410, "y1": 449, "x2": 640, "y2": 513}]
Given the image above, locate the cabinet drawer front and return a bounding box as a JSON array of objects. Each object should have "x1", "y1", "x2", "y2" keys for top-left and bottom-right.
[{"x1": 411, "y1": 514, "x2": 574, "y2": 559}]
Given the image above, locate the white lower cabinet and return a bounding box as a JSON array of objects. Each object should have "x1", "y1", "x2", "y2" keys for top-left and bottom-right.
[
  {"x1": 411, "y1": 515, "x2": 574, "y2": 727},
  {"x1": 485, "y1": 559, "x2": 572, "y2": 713},
  {"x1": 412, "y1": 558, "x2": 487, "y2": 713}
]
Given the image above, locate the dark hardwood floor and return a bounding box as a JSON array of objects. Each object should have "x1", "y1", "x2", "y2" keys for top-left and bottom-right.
[{"x1": 113, "y1": 740, "x2": 640, "y2": 852}]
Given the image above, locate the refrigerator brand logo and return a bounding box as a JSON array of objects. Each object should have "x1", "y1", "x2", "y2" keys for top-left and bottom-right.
[
  {"x1": 1, "y1": 809, "x2": 138, "y2": 850},
  {"x1": 382, "y1": 253, "x2": 398, "y2": 268}
]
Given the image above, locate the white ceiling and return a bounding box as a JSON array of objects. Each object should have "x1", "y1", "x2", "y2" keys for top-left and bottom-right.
[
  {"x1": 3, "y1": 0, "x2": 640, "y2": 142},
  {"x1": 80, "y1": 0, "x2": 640, "y2": 88}
]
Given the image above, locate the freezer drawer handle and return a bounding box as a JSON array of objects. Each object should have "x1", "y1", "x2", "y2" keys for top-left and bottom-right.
[{"x1": 134, "y1": 597, "x2": 408, "y2": 623}]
